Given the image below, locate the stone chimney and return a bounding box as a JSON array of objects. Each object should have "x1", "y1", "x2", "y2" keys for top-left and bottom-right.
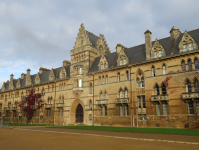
[
  {"x1": 39, "y1": 67, "x2": 50, "y2": 74},
  {"x1": 63, "y1": 60, "x2": 71, "y2": 67},
  {"x1": 25, "y1": 69, "x2": 31, "y2": 86},
  {"x1": 144, "y1": 29, "x2": 152, "y2": 60},
  {"x1": 21, "y1": 73, "x2": 26, "y2": 79},
  {"x1": 170, "y1": 26, "x2": 181, "y2": 39},
  {"x1": 116, "y1": 44, "x2": 126, "y2": 54},
  {"x1": 9, "y1": 74, "x2": 14, "y2": 90}
]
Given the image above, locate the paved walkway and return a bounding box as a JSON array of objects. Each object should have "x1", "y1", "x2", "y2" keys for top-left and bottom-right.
[{"x1": 9, "y1": 126, "x2": 199, "y2": 144}]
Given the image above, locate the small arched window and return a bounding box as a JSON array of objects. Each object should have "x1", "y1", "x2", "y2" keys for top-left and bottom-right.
[
  {"x1": 126, "y1": 71, "x2": 129, "y2": 80},
  {"x1": 181, "y1": 61, "x2": 186, "y2": 71},
  {"x1": 90, "y1": 83, "x2": 92, "y2": 94},
  {"x1": 194, "y1": 80, "x2": 199, "y2": 92},
  {"x1": 90, "y1": 101, "x2": 92, "y2": 111},
  {"x1": 183, "y1": 44, "x2": 187, "y2": 52},
  {"x1": 62, "y1": 96, "x2": 64, "y2": 103},
  {"x1": 105, "y1": 92, "x2": 108, "y2": 99},
  {"x1": 59, "y1": 97, "x2": 61, "y2": 103},
  {"x1": 120, "y1": 59, "x2": 123, "y2": 66},
  {"x1": 152, "y1": 66, "x2": 155, "y2": 76},
  {"x1": 154, "y1": 51, "x2": 157, "y2": 58},
  {"x1": 124, "y1": 59, "x2": 127, "y2": 65},
  {"x1": 186, "y1": 81, "x2": 192, "y2": 92},
  {"x1": 118, "y1": 73, "x2": 120, "y2": 82},
  {"x1": 101, "y1": 64, "x2": 103, "y2": 70},
  {"x1": 99, "y1": 76, "x2": 101, "y2": 85},
  {"x1": 159, "y1": 50, "x2": 162, "y2": 57},
  {"x1": 188, "y1": 60, "x2": 192, "y2": 71},
  {"x1": 106, "y1": 75, "x2": 108, "y2": 83},
  {"x1": 120, "y1": 90, "x2": 123, "y2": 98},
  {"x1": 125, "y1": 89, "x2": 128, "y2": 98},
  {"x1": 137, "y1": 77, "x2": 140, "y2": 88},
  {"x1": 100, "y1": 92, "x2": 103, "y2": 99},
  {"x1": 163, "y1": 64, "x2": 166, "y2": 74},
  {"x1": 195, "y1": 58, "x2": 199, "y2": 69},
  {"x1": 141, "y1": 77, "x2": 145, "y2": 88},
  {"x1": 162, "y1": 84, "x2": 167, "y2": 95},
  {"x1": 103, "y1": 76, "x2": 105, "y2": 84}
]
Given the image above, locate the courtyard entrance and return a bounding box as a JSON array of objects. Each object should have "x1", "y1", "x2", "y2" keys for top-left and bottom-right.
[{"x1": 76, "y1": 104, "x2": 83, "y2": 123}]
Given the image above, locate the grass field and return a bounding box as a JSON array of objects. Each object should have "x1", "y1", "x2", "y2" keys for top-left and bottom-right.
[{"x1": 49, "y1": 126, "x2": 199, "y2": 135}]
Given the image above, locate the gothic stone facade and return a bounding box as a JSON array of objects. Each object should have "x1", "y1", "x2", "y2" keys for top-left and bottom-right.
[{"x1": 0, "y1": 24, "x2": 199, "y2": 128}]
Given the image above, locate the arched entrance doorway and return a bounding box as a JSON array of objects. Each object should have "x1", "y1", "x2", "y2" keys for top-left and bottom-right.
[{"x1": 76, "y1": 104, "x2": 83, "y2": 123}]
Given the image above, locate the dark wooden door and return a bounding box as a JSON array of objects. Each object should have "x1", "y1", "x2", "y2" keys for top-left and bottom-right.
[{"x1": 76, "y1": 104, "x2": 83, "y2": 123}]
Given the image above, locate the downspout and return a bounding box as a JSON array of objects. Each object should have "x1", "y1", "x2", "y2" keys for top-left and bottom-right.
[
  {"x1": 130, "y1": 67, "x2": 134, "y2": 127},
  {"x1": 53, "y1": 80, "x2": 56, "y2": 125},
  {"x1": 92, "y1": 74, "x2": 94, "y2": 126}
]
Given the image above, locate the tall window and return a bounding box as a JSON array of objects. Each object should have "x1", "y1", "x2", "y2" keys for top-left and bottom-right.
[
  {"x1": 155, "y1": 84, "x2": 160, "y2": 95},
  {"x1": 189, "y1": 43, "x2": 193, "y2": 50},
  {"x1": 183, "y1": 44, "x2": 187, "y2": 52},
  {"x1": 162, "y1": 84, "x2": 167, "y2": 95},
  {"x1": 103, "y1": 76, "x2": 105, "y2": 84},
  {"x1": 186, "y1": 81, "x2": 192, "y2": 92},
  {"x1": 124, "y1": 89, "x2": 128, "y2": 98},
  {"x1": 124, "y1": 59, "x2": 127, "y2": 65},
  {"x1": 105, "y1": 106, "x2": 107, "y2": 116},
  {"x1": 154, "y1": 51, "x2": 157, "y2": 58},
  {"x1": 156, "y1": 104, "x2": 161, "y2": 116},
  {"x1": 62, "y1": 96, "x2": 64, "y2": 103},
  {"x1": 196, "y1": 102, "x2": 199, "y2": 114},
  {"x1": 100, "y1": 92, "x2": 103, "y2": 100},
  {"x1": 100, "y1": 106, "x2": 103, "y2": 116},
  {"x1": 159, "y1": 50, "x2": 162, "y2": 57},
  {"x1": 106, "y1": 75, "x2": 108, "y2": 83},
  {"x1": 105, "y1": 92, "x2": 108, "y2": 99},
  {"x1": 182, "y1": 61, "x2": 186, "y2": 71},
  {"x1": 79, "y1": 68, "x2": 82, "y2": 74},
  {"x1": 126, "y1": 71, "x2": 129, "y2": 80},
  {"x1": 188, "y1": 60, "x2": 192, "y2": 71},
  {"x1": 120, "y1": 60, "x2": 123, "y2": 65},
  {"x1": 101, "y1": 64, "x2": 103, "y2": 70},
  {"x1": 195, "y1": 58, "x2": 199, "y2": 69},
  {"x1": 118, "y1": 73, "x2": 120, "y2": 82},
  {"x1": 138, "y1": 96, "x2": 141, "y2": 109},
  {"x1": 79, "y1": 79, "x2": 82, "y2": 87},
  {"x1": 163, "y1": 64, "x2": 166, "y2": 74},
  {"x1": 90, "y1": 101, "x2": 92, "y2": 111},
  {"x1": 141, "y1": 77, "x2": 145, "y2": 87},
  {"x1": 137, "y1": 77, "x2": 140, "y2": 88},
  {"x1": 120, "y1": 90, "x2": 123, "y2": 98},
  {"x1": 99, "y1": 77, "x2": 101, "y2": 85},
  {"x1": 163, "y1": 103, "x2": 168, "y2": 115},
  {"x1": 104, "y1": 63, "x2": 106, "y2": 69},
  {"x1": 125, "y1": 105, "x2": 128, "y2": 116},
  {"x1": 194, "y1": 80, "x2": 199, "y2": 92},
  {"x1": 90, "y1": 83, "x2": 92, "y2": 94},
  {"x1": 142, "y1": 96, "x2": 146, "y2": 108},
  {"x1": 152, "y1": 66, "x2": 155, "y2": 76},
  {"x1": 188, "y1": 102, "x2": 194, "y2": 114},
  {"x1": 120, "y1": 106, "x2": 123, "y2": 116}
]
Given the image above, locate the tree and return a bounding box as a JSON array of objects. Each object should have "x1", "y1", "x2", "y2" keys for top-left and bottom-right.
[{"x1": 18, "y1": 89, "x2": 44, "y2": 120}]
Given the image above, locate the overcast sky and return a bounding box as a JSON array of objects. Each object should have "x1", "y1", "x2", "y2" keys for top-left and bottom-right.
[{"x1": 0, "y1": 0, "x2": 199, "y2": 88}]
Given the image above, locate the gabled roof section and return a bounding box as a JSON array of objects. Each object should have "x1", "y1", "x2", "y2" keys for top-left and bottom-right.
[{"x1": 86, "y1": 30, "x2": 99, "y2": 46}]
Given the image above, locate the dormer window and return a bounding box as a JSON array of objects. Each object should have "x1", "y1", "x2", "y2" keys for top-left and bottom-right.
[
  {"x1": 104, "y1": 63, "x2": 106, "y2": 69},
  {"x1": 189, "y1": 43, "x2": 193, "y2": 50},
  {"x1": 101, "y1": 64, "x2": 103, "y2": 69},
  {"x1": 183, "y1": 44, "x2": 187, "y2": 52},
  {"x1": 124, "y1": 59, "x2": 126, "y2": 65},
  {"x1": 120, "y1": 60, "x2": 123, "y2": 65},
  {"x1": 154, "y1": 51, "x2": 157, "y2": 58},
  {"x1": 159, "y1": 50, "x2": 162, "y2": 57}
]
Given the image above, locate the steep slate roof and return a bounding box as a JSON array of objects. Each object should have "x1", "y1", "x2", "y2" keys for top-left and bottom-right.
[
  {"x1": 86, "y1": 31, "x2": 99, "y2": 46},
  {"x1": 88, "y1": 29, "x2": 199, "y2": 73},
  {"x1": 1, "y1": 65, "x2": 70, "y2": 91}
]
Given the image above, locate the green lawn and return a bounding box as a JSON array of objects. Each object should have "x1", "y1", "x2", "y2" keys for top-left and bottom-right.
[
  {"x1": 2, "y1": 123, "x2": 47, "y2": 126},
  {"x1": 49, "y1": 126, "x2": 199, "y2": 135}
]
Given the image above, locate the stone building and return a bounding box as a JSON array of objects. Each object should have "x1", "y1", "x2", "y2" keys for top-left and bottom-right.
[{"x1": 0, "y1": 24, "x2": 199, "y2": 128}]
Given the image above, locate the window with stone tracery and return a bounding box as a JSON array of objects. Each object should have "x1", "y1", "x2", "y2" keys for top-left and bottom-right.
[{"x1": 136, "y1": 70, "x2": 145, "y2": 88}]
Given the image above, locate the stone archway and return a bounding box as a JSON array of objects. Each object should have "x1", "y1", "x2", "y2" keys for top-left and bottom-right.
[
  {"x1": 70, "y1": 99, "x2": 85, "y2": 124},
  {"x1": 76, "y1": 104, "x2": 83, "y2": 123}
]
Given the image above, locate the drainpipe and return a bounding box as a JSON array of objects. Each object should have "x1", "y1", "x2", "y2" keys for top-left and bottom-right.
[
  {"x1": 130, "y1": 67, "x2": 134, "y2": 127},
  {"x1": 92, "y1": 74, "x2": 94, "y2": 126},
  {"x1": 53, "y1": 80, "x2": 57, "y2": 125}
]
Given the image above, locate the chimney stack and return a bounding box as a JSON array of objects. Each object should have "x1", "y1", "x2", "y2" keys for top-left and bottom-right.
[
  {"x1": 116, "y1": 43, "x2": 126, "y2": 54},
  {"x1": 170, "y1": 26, "x2": 181, "y2": 40},
  {"x1": 144, "y1": 29, "x2": 152, "y2": 60},
  {"x1": 21, "y1": 73, "x2": 26, "y2": 79},
  {"x1": 63, "y1": 60, "x2": 71, "y2": 67}
]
